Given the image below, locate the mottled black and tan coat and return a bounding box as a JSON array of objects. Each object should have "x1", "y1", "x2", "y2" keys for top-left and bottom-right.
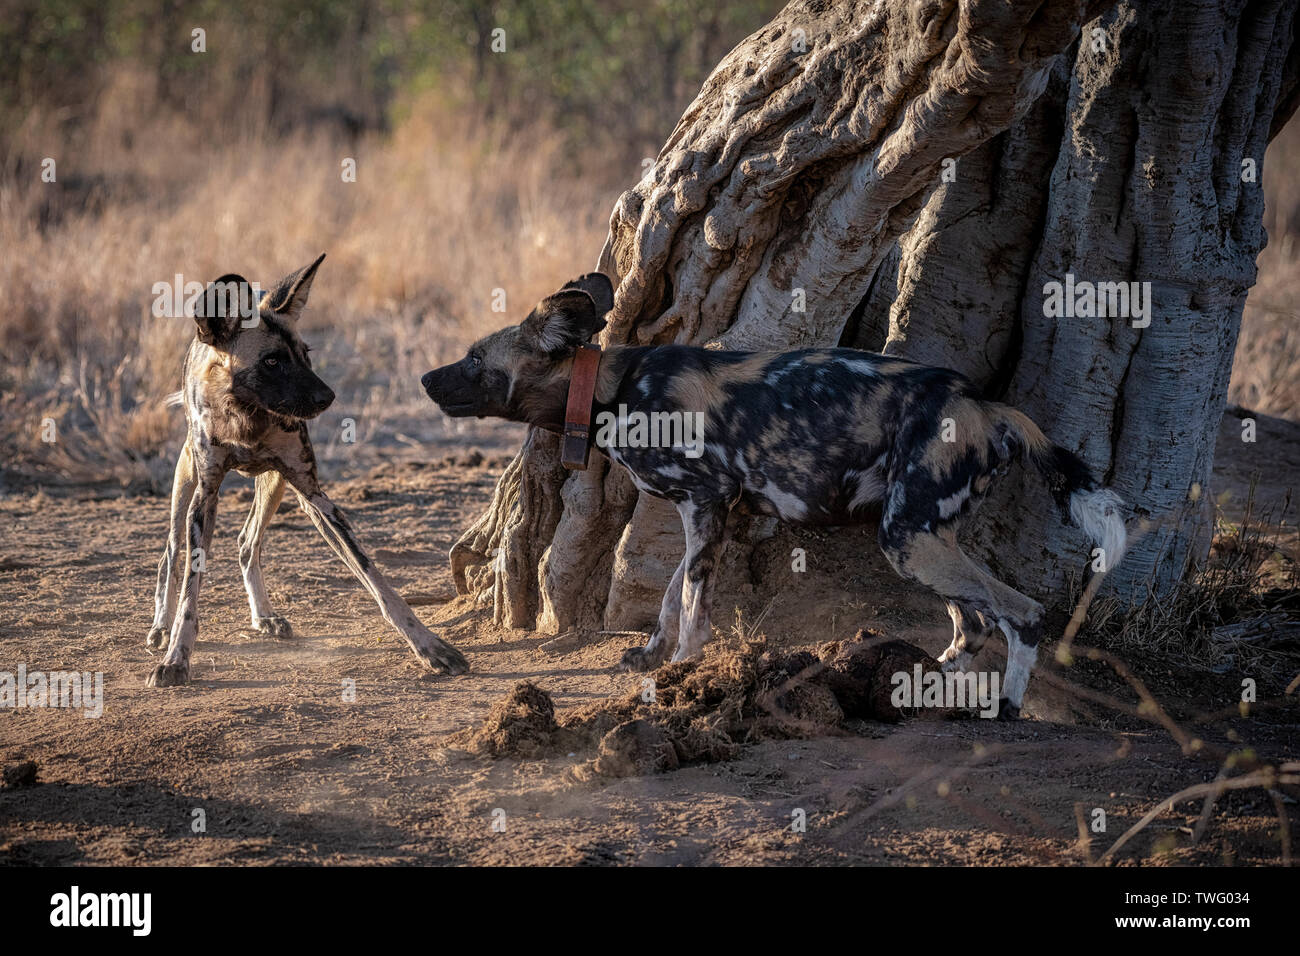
[
  {"x1": 146, "y1": 255, "x2": 467, "y2": 687},
  {"x1": 423, "y1": 273, "x2": 1126, "y2": 718}
]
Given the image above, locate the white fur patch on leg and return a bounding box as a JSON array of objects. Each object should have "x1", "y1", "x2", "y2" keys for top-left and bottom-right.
[
  {"x1": 997, "y1": 619, "x2": 1038, "y2": 708},
  {"x1": 672, "y1": 575, "x2": 711, "y2": 661}
]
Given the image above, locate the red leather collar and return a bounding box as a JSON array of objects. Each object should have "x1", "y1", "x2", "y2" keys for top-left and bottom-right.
[{"x1": 561, "y1": 344, "x2": 602, "y2": 470}]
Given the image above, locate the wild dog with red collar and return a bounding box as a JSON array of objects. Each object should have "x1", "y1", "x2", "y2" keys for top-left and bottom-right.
[
  {"x1": 421, "y1": 273, "x2": 1125, "y2": 718},
  {"x1": 145, "y1": 254, "x2": 468, "y2": 686}
]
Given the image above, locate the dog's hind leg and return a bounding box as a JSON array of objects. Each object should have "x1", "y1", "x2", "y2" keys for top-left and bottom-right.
[
  {"x1": 879, "y1": 517, "x2": 1043, "y2": 720},
  {"x1": 147, "y1": 439, "x2": 197, "y2": 649},
  {"x1": 239, "y1": 471, "x2": 291, "y2": 638},
  {"x1": 670, "y1": 498, "x2": 731, "y2": 663},
  {"x1": 619, "y1": 556, "x2": 685, "y2": 672},
  {"x1": 147, "y1": 470, "x2": 222, "y2": 687},
  {"x1": 285, "y1": 473, "x2": 468, "y2": 675},
  {"x1": 938, "y1": 601, "x2": 998, "y2": 672}
]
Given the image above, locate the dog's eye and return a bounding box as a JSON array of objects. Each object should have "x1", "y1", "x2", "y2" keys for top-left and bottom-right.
[
  {"x1": 263, "y1": 357, "x2": 278, "y2": 367},
  {"x1": 470, "y1": 354, "x2": 482, "y2": 369}
]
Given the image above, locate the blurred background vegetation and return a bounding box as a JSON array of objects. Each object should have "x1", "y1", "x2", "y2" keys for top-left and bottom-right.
[
  {"x1": 0, "y1": 0, "x2": 780, "y2": 490},
  {"x1": 0, "y1": 0, "x2": 1295, "y2": 493},
  {"x1": 0, "y1": 0, "x2": 779, "y2": 168}
]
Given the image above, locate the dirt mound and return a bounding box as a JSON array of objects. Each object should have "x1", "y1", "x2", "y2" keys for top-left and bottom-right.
[
  {"x1": 453, "y1": 680, "x2": 641, "y2": 759},
  {"x1": 460, "y1": 682, "x2": 560, "y2": 758},
  {"x1": 817, "y1": 635, "x2": 939, "y2": 720},
  {"x1": 2, "y1": 760, "x2": 39, "y2": 788},
  {"x1": 454, "y1": 629, "x2": 950, "y2": 777},
  {"x1": 584, "y1": 719, "x2": 680, "y2": 778}
]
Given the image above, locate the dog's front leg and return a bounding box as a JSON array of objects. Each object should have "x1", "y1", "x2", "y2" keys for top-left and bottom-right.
[
  {"x1": 618, "y1": 556, "x2": 685, "y2": 672},
  {"x1": 147, "y1": 438, "x2": 197, "y2": 649},
  {"x1": 670, "y1": 499, "x2": 731, "y2": 663},
  {"x1": 147, "y1": 472, "x2": 221, "y2": 687},
  {"x1": 286, "y1": 476, "x2": 468, "y2": 674},
  {"x1": 238, "y1": 471, "x2": 292, "y2": 637}
]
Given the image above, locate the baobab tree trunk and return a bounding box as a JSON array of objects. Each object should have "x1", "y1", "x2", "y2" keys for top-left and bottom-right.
[
  {"x1": 452, "y1": 0, "x2": 1300, "y2": 638},
  {"x1": 847, "y1": 0, "x2": 1300, "y2": 600}
]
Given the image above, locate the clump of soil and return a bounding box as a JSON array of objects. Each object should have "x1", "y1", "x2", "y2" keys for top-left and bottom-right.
[
  {"x1": 453, "y1": 629, "x2": 949, "y2": 778},
  {"x1": 818, "y1": 635, "x2": 941, "y2": 721},
  {"x1": 584, "y1": 720, "x2": 679, "y2": 778},
  {"x1": 3, "y1": 760, "x2": 39, "y2": 788},
  {"x1": 461, "y1": 682, "x2": 559, "y2": 758}
]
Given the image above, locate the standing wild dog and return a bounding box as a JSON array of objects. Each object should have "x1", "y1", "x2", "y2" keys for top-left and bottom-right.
[
  {"x1": 421, "y1": 273, "x2": 1125, "y2": 718},
  {"x1": 146, "y1": 254, "x2": 468, "y2": 687}
]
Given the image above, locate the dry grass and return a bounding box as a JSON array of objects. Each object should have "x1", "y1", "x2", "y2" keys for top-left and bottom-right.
[
  {"x1": 1, "y1": 66, "x2": 1297, "y2": 493},
  {"x1": 0, "y1": 67, "x2": 616, "y2": 491},
  {"x1": 1082, "y1": 480, "x2": 1299, "y2": 684}
]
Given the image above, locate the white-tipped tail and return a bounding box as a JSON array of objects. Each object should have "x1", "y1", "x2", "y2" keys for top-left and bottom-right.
[{"x1": 1069, "y1": 488, "x2": 1127, "y2": 573}]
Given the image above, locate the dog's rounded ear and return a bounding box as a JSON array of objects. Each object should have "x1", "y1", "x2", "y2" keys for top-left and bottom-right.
[
  {"x1": 522, "y1": 289, "x2": 607, "y2": 354},
  {"x1": 559, "y1": 272, "x2": 614, "y2": 319},
  {"x1": 194, "y1": 273, "x2": 257, "y2": 346},
  {"x1": 262, "y1": 253, "x2": 326, "y2": 323}
]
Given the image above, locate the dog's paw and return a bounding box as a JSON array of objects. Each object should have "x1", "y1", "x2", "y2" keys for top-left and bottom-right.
[
  {"x1": 938, "y1": 653, "x2": 973, "y2": 674},
  {"x1": 146, "y1": 626, "x2": 169, "y2": 649},
  {"x1": 146, "y1": 661, "x2": 190, "y2": 688},
  {"x1": 412, "y1": 639, "x2": 469, "y2": 675},
  {"x1": 254, "y1": 615, "x2": 294, "y2": 639},
  {"x1": 996, "y1": 698, "x2": 1021, "y2": 721},
  {"x1": 618, "y1": 646, "x2": 660, "y2": 672}
]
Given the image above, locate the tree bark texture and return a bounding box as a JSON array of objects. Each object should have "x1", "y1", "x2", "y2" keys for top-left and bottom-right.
[{"x1": 452, "y1": 0, "x2": 1300, "y2": 637}]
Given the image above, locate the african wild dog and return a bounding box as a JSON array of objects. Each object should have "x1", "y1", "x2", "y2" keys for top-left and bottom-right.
[
  {"x1": 421, "y1": 273, "x2": 1126, "y2": 718},
  {"x1": 145, "y1": 254, "x2": 468, "y2": 687}
]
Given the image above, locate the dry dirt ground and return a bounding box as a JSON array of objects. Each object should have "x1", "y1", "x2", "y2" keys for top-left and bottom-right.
[{"x1": 1, "y1": 413, "x2": 1297, "y2": 867}]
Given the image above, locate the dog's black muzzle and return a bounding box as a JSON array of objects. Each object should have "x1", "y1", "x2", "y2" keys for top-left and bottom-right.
[
  {"x1": 422, "y1": 364, "x2": 481, "y2": 417},
  {"x1": 276, "y1": 371, "x2": 335, "y2": 419},
  {"x1": 233, "y1": 369, "x2": 335, "y2": 421},
  {"x1": 300, "y1": 384, "x2": 336, "y2": 418},
  {"x1": 259, "y1": 387, "x2": 335, "y2": 420}
]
